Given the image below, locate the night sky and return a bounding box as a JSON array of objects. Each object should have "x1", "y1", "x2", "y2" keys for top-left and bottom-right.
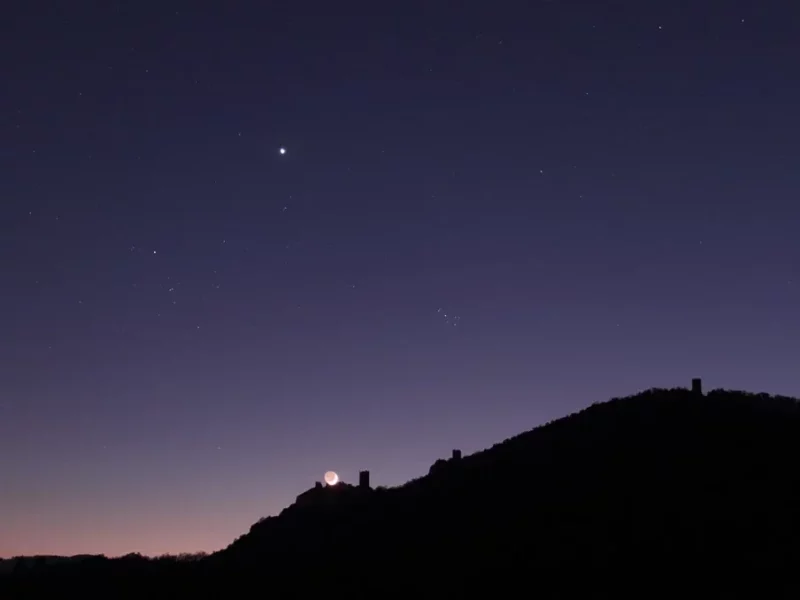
[{"x1": 2, "y1": 1, "x2": 798, "y2": 558}]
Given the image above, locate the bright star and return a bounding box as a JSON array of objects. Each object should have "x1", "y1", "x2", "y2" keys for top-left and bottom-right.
[{"x1": 279, "y1": 147, "x2": 287, "y2": 155}]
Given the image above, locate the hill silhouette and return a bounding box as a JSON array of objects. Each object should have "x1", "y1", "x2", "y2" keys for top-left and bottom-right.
[{"x1": 3, "y1": 382, "x2": 799, "y2": 597}]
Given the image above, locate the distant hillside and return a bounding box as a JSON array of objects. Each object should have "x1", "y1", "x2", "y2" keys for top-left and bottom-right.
[
  {"x1": 4, "y1": 383, "x2": 799, "y2": 596},
  {"x1": 0, "y1": 555, "x2": 103, "y2": 575}
]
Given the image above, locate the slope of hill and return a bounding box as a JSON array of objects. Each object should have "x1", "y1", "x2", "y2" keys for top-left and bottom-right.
[{"x1": 3, "y1": 383, "x2": 799, "y2": 596}]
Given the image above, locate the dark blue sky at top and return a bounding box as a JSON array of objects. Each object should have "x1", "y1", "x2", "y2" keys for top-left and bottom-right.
[{"x1": 1, "y1": 0, "x2": 798, "y2": 557}]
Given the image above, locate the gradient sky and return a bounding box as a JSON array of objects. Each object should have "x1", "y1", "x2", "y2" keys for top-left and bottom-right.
[{"x1": 2, "y1": 0, "x2": 798, "y2": 558}]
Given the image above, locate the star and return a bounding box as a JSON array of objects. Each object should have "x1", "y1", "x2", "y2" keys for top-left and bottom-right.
[{"x1": 279, "y1": 147, "x2": 287, "y2": 155}]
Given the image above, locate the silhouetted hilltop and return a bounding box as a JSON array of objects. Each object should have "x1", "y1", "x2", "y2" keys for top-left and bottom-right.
[
  {"x1": 4, "y1": 383, "x2": 799, "y2": 596},
  {"x1": 218, "y1": 385, "x2": 798, "y2": 567}
]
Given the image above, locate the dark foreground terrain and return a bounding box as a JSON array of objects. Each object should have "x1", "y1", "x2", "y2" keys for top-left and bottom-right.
[{"x1": 3, "y1": 384, "x2": 799, "y2": 597}]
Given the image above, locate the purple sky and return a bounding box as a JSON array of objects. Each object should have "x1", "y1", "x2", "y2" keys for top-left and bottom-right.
[{"x1": 2, "y1": 0, "x2": 799, "y2": 557}]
